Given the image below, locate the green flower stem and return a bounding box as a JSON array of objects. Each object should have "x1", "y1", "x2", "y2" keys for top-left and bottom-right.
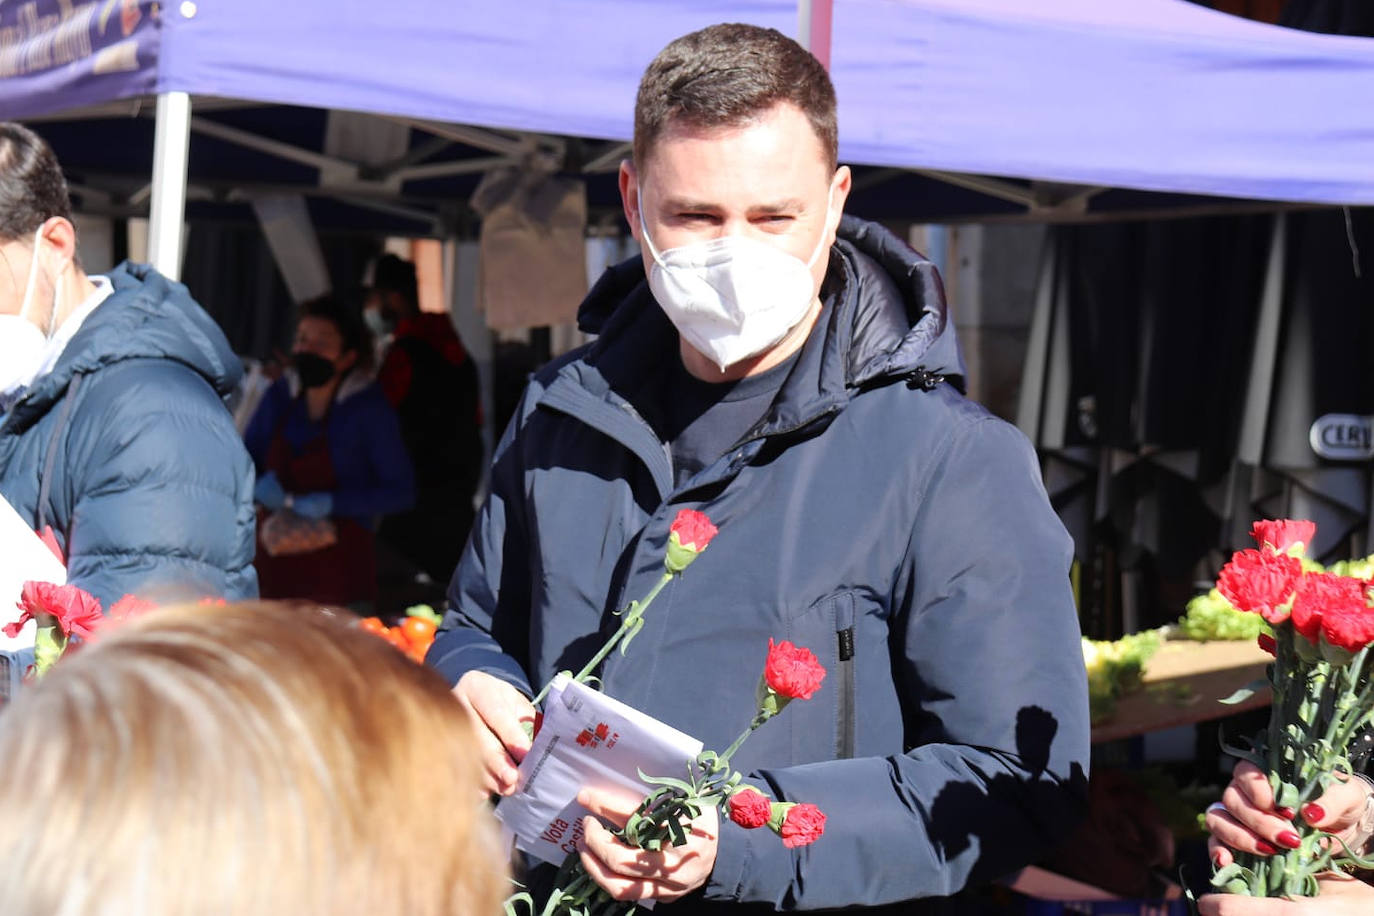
[
  {"x1": 719, "y1": 711, "x2": 770, "y2": 768},
  {"x1": 531, "y1": 571, "x2": 674, "y2": 708}
]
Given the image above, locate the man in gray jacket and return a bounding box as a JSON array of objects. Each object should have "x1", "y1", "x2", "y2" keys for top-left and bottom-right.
[
  {"x1": 0, "y1": 122, "x2": 256, "y2": 608},
  {"x1": 432, "y1": 24, "x2": 1089, "y2": 914}
]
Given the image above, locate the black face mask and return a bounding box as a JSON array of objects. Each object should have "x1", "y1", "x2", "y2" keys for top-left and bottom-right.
[{"x1": 293, "y1": 352, "x2": 337, "y2": 389}]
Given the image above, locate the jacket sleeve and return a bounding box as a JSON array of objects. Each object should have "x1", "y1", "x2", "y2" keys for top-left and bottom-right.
[
  {"x1": 426, "y1": 394, "x2": 534, "y2": 695},
  {"x1": 329, "y1": 389, "x2": 415, "y2": 518},
  {"x1": 705, "y1": 416, "x2": 1091, "y2": 910},
  {"x1": 64, "y1": 362, "x2": 259, "y2": 607}
]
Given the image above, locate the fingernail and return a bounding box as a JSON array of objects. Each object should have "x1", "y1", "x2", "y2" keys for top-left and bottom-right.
[
  {"x1": 1276, "y1": 831, "x2": 1302, "y2": 850},
  {"x1": 1276, "y1": 807, "x2": 1295, "y2": 820},
  {"x1": 1212, "y1": 852, "x2": 1224, "y2": 869},
  {"x1": 1302, "y1": 803, "x2": 1325, "y2": 824},
  {"x1": 1255, "y1": 840, "x2": 1279, "y2": 855}
]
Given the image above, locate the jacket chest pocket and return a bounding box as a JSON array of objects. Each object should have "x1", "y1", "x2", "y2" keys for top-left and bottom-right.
[{"x1": 806, "y1": 590, "x2": 859, "y2": 760}]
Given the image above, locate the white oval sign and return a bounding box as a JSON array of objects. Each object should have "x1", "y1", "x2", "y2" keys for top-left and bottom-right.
[{"x1": 1310, "y1": 414, "x2": 1374, "y2": 461}]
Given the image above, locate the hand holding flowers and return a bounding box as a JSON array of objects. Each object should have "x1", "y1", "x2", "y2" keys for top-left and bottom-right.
[
  {"x1": 1202, "y1": 519, "x2": 1374, "y2": 900},
  {"x1": 519, "y1": 637, "x2": 829, "y2": 916}
]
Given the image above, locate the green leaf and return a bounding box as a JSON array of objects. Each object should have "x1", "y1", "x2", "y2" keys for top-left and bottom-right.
[
  {"x1": 1218, "y1": 729, "x2": 1265, "y2": 769},
  {"x1": 637, "y1": 770, "x2": 695, "y2": 794},
  {"x1": 1219, "y1": 678, "x2": 1270, "y2": 705},
  {"x1": 1275, "y1": 781, "x2": 1300, "y2": 810},
  {"x1": 619, "y1": 615, "x2": 645, "y2": 655}
]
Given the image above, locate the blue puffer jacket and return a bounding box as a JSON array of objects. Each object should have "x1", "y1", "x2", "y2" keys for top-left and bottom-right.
[
  {"x1": 0, "y1": 263, "x2": 257, "y2": 607},
  {"x1": 430, "y1": 217, "x2": 1090, "y2": 913}
]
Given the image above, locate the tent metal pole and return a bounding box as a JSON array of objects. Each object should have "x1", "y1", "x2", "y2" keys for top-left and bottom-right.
[
  {"x1": 148, "y1": 91, "x2": 192, "y2": 281},
  {"x1": 796, "y1": 0, "x2": 833, "y2": 68}
]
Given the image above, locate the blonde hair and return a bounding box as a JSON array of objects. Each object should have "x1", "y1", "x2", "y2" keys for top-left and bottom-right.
[{"x1": 0, "y1": 601, "x2": 507, "y2": 916}]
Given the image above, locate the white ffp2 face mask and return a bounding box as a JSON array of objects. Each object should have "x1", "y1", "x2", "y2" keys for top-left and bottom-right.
[
  {"x1": 639, "y1": 188, "x2": 832, "y2": 373},
  {"x1": 0, "y1": 226, "x2": 62, "y2": 404}
]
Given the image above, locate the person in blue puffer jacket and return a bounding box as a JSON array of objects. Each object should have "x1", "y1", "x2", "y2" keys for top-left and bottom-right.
[
  {"x1": 0, "y1": 122, "x2": 256, "y2": 610},
  {"x1": 429, "y1": 24, "x2": 1090, "y2": 916},
  {"x1": 244, "y1": 294, "x2": 414, "y2": 609}
]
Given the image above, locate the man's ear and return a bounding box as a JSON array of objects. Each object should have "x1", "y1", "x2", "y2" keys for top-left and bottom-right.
[
  {"x1": 619, "y1": 159, "x2": 641, "y2": 242},
  {"x1": 828, "y1": 166, "x2": 852, "y2": 241},
  {"x1": 39, "y1": 217, "x2": 79, "y2": 271}
]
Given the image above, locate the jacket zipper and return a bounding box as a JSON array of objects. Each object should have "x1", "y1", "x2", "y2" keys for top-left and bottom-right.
[{"x1": 834, "y1": 591, "x2": 856, "y2": 759}]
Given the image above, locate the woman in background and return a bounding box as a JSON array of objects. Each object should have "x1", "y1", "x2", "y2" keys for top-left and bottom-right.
[
  {"x1": 245, "y1": 294, "x2": 414, "y2": 609},
  {"x1": 0, "y1": 601, "x2": 506, "y2": 915}
]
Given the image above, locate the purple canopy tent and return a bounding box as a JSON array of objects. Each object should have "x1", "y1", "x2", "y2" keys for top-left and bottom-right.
[{"x1": 4, "y1": 0, "x2": 1374, "y2": 280}]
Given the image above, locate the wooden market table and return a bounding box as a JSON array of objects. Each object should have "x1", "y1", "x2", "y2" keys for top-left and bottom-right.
[{"x1": 1090, "y1": 638, "x2": 1274, "y2": 744}]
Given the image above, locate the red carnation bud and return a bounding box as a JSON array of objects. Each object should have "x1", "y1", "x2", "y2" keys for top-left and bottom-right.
[
  {"x1": 1250, "y1": 519, "x2": 1317, "y2": 555},
  {"x1": 1257, "y1": 633, "x2": 1277, "y2": 657},
  {"x1": 727, "y1": 788, "x2": 773, "y2": 829},
  {"x1": 1217, "y1": 549, "x2": 1302, "y2": 625}
]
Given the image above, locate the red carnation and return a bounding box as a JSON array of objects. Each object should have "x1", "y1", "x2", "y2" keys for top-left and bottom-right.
[
  {"x1": 777, "y1": 802, "x2": 827, "y2": 849},
  {"x1": 1217, "y1": 549, "x2": 1302, "y2": 624},
  {"x1": 727, "y1": 788, "x2": 773, "y2": 829},
  {"x1": 765, "y1": 639, "x2": 827, "y2": 701},
  {"x1": 5, "y1": 581, "x2": 104, "y2": 641},
  {"x1": 1250, "y1": 519, "x2": 1317, "y2": 555},
  {"x1": 1290, "y1": 573, "x2": 1369, "y2": 646},
  {"x1": 108, "y1": 595, "x2": 157, "y2": 623},
  {"x1": 665, "y1": 509, "x2": 719, "y2": 573},
  {"x1": 1308, "y1": 578, "x2": 1374, "y2": 653},
  {"x1": 670, "y1": 509, "x2": 718, "y2": 552}
]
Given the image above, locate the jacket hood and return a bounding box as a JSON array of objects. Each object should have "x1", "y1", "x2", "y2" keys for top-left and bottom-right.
[
  {"x1": 12, "y1": 262, "x2": 241, "y2": 427},
  {"x1": 576, "y1": 215, "x2": 965, "y2": 392}
]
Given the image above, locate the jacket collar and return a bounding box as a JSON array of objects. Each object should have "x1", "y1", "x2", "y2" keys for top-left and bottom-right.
[{"x1": 559, "y1": 216, "x2": 963, "y2": 434}]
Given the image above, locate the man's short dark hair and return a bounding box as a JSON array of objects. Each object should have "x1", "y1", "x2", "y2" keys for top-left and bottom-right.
[
  {"x1": 633, "y1": 23, "x2": 838, "y2": 171},
  {"x1": 371, "y1": 254, "x2": 419, "y2": 312},
  {"x1": 0, "y1": 122, "x2": 73, "y2": 243}
]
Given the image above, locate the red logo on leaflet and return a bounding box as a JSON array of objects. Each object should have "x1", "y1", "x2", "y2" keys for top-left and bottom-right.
[{"x1": 575, "y1": 721, "x2": 618, "y2": 749}]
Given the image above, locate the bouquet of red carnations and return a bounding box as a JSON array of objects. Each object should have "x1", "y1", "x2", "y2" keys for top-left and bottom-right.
[{"x1": 1208, "y1": 519, "x2": 1374, "y2": 898}]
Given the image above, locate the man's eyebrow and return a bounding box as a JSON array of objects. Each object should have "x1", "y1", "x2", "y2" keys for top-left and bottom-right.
[
  {"x1": 660, "y1": 197, "x2": 723, "y2": 213},
  {"x1": 748, "y1": 199, "x2": 807, "y2": 214}
]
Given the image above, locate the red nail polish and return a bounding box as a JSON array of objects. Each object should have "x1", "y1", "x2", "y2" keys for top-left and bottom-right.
[
  {"x1": 1256, "y1": 840, "x2": 1279, "y2": 855},
  {"x1": 1302, "y1": 803, "x2": 1325, "y2": 824},
  {"x1": 1277, "y1": 807, "x2": 1295, "y2": 820},
  {"x1": 1277, "y1": 831, "x2": 1302, "y2": 850}
]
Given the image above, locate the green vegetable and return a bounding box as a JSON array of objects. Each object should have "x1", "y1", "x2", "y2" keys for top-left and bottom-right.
[{"x1": 1177, "y1": 589, "x2": 1270, "y2": 641}]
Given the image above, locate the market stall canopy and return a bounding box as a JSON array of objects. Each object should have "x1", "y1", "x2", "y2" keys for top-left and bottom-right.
[{"x1": 5, "y1": 0, "x2": 1374, "y2": 211}]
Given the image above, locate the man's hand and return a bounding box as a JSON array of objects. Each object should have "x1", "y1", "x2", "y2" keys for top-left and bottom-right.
[
  {"x1": 576, "y1": 783, "x2": 719, "y2": 903},
  {"x1": 452, "y1": 670, "x2": 535, "y2": 797},
  {"x1": 1198, "y1": 873, "x2": 1374, "y2": 914},
  {"x1": 1208, "y1": 760, "x2": 1372, "y2": 868}
]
